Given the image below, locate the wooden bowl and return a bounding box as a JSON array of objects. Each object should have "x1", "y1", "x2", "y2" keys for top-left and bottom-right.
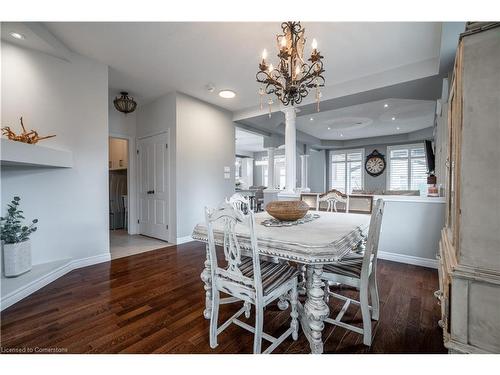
[{"x1": 265, "y1": 200, "x2": 309, "y2": 221}]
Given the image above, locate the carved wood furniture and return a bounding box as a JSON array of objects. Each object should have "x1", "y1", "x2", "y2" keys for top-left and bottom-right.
[
  {"x1": 193, "y1": 211, "x2": 370, "y2": 353},
  {"x1": 436, "y1": 24, "x2": 500, "y2": 354},
  {"x1": 321, "y1": 199, "x2": 385, "y2": 346},
  {"x1": 204, "y1": 202, "x2": 299, "y2": 354},
  {"x1": 319, "y1": 189, "x2": 349, "y2": 212},
  {"x1": 227, "y1": 193, "x2": 250, "y2": 213}
]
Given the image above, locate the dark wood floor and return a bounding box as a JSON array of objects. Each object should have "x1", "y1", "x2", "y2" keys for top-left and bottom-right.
[{"x1": 0, "y1": 241, "x2": 446, "y2": 354}]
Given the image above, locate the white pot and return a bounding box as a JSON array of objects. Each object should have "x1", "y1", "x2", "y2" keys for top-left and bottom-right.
[{"x1": 2, "y1": 239, "x2": 32, "y2": 277}]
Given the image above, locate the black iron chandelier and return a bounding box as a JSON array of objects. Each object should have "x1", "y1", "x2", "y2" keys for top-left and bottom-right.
[
  {"x1": 256, "y1": 21, "x2": 325, "y2": 113},
  {"x1": 113, "y1": 91, "x2": 137, "y2": 114}
]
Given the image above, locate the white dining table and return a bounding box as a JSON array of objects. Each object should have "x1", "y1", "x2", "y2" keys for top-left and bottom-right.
[{"x1": 192, "y1": 211, "x2": 370, "y2": 354}]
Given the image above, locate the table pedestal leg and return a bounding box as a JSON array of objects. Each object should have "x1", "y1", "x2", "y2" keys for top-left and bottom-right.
[
  {"x1": 304, "y1": 264, "x2": 329, "y2": 354},
  {"x1": 200, "y1": 244, "x2": 212, "y2": 320}
]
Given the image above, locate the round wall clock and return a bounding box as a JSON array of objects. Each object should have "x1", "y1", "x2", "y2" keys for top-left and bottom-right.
[{"x1": 365, "y1": 149, "x2": 386, "y2": 177}]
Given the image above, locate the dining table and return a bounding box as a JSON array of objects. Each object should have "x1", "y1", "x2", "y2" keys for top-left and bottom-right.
[{"x1": 191, "y1": 210, "x2": 370, "y2": 354}]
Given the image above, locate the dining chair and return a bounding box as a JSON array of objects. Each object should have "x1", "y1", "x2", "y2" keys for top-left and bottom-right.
[
  {"x1": 319, "y1": 189, "x2": 350, "y2": 212},
  {"x1": 227, "y1": 192, "x2": 251, "y2": 214},
  {"x1": 205, "y1": 201, "x2": 299, "y2": 353},
  {"x1": 320, "y1": 198, "x2": 385, "y2": 346}
]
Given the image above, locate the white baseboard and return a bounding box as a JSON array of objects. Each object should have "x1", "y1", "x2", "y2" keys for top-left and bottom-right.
[
  {"x1": 378, "y1": 251, "x2": 438, "y2": 269},
  {"x1": 1, "y1": 252, "x2": 111, "y2": 311},
  {"x1": 70, "y1": 253, "x2": 111, "y2": 270},
  {"x1": 176, "y1": 236, "x2": 194, "y2": 245}
]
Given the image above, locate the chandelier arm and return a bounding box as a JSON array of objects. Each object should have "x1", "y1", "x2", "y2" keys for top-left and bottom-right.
[
  {"x1": 297, "y1": 60, "x2": 324, "y2": 85},
  {"x1": 304, "y1": 74, "x2": 326, "y2": 88}
]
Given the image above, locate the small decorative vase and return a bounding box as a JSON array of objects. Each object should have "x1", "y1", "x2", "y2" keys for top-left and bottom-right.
[{"x1": 2, "y1": 239, "x2": 32, "y2": 277}]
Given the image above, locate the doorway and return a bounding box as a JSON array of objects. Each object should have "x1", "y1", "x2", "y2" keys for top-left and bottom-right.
[
  {"x1": 108, "y1": 135, "x2": 171, "y2": 260},
  {"x1": 109, "y1": 137, "x2": 129, "y2": 232}
]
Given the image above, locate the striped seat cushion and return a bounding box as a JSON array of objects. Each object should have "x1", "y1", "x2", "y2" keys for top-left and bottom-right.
[
  {"x1": 323, "y1": 252, "x2": 365, "y2": 279},
  {"x1": 239, "y1": 257, "x2": 298, "y2": 295}
]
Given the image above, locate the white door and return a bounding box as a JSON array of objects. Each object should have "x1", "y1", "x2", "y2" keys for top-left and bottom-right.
[{"x1": 137, "y1": 132, "x2": 169, "y2": 241}]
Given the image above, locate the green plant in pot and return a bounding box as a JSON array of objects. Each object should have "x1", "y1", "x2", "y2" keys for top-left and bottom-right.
[{"x1": 1, "y1": 196, "x2": 38, "y2": 277}]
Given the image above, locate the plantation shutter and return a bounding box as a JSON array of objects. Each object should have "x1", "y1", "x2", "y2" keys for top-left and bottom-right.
[{"x1": 388, "y1": 144, "x2": 427, "y2": 191}]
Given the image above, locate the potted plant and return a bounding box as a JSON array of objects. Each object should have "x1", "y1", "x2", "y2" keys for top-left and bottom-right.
[{"x1": 1, "y1": 196, "x2": 38, "y2": 277}]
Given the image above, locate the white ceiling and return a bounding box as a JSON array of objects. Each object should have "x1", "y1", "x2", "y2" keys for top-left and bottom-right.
[
  {"x1": 298, "y1": 98, "x2": 436, "y2": 140},
  {"x1": 43, "y1": 22, "x2": 443, "y2": 112},
  {"x1": 235, "y1": 128, "x2": 265, "y2": 153}
]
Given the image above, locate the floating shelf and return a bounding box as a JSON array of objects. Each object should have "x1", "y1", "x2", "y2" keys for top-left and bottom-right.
[{"x1": 0, "y1": 138, "x2": 73, "y2": 168}]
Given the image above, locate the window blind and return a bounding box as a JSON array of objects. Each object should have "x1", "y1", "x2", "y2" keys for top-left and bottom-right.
[
  {"x1": 388, "y1": 144, "x2": 427, "y2": 191},
  {"x1": 330, "y1": 149, "x2": 364, "y2": 193}
]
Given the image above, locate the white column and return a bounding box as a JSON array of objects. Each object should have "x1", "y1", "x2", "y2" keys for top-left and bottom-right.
[
  {"x1": 240, "y1": 158, "x2": 253, "y2": 189},
  {"x1": 300, "y1": 154, "x2": 310, "y2": 192},
  {"x1": 282, "y1": 106, "x2": 297, "y2": 194},
  {"x1": 266, "y1": 147, "x2": 275, "y2": 189}
]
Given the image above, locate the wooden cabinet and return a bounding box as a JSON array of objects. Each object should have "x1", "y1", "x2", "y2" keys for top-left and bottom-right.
[
  {"x1": 437, "y1": 23, "x2": 500, "y2": 354},
  {"x1": 109, "y1": 137, "x2": 128, "y2": 170}
]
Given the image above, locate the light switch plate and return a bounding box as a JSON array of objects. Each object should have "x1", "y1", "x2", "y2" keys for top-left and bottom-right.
[
  {"x1": 224, "y1": 166, "x2": 230, "y2": 172},
  {"x1": 224, "y1": 172, "x2": 231, "y2": 179}
]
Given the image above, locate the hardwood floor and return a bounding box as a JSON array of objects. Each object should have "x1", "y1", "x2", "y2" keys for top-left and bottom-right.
[{"x1": 0, "y1": 241, "x2": 446, "y2": 354}]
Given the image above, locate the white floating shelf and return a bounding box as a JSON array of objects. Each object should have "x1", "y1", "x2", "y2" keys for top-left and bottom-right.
[{"x1": 1, "y1": 138, "x2": 73, "y2": 168}]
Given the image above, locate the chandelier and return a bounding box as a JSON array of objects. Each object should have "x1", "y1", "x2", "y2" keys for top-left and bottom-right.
[
  {"x1": 256, "y1": 21, "x2": 325, "y2": 114},
  {"x1": 113, "y1": 92, "x2": 137, "y2": 114}
]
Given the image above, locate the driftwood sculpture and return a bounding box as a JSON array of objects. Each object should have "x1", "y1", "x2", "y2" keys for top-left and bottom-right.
[{"x1": 1, "y1": 117, "x2": 56, "y2": 144}]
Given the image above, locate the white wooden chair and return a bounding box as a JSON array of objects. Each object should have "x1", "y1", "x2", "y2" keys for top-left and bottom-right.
[
  {"x1": 319, "y1": 189, "x2": 350, "y2": 212},
  {"x1": 320, "y1": 198, "x2": 385, "y2": 346},
  {"x1": 227, "y1": 193, "x2": 251, "y2": 213},
  {"x1": 205, "y1": 202, "x2": 299, "y2": 353}
]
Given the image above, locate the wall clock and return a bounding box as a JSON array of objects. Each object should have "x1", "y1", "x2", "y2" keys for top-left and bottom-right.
[{"x1": 365, "y1": 149, "x2": 386, "y2": 177}]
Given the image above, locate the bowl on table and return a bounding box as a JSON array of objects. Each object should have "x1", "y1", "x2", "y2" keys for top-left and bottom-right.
[{"x1": 265, "y1": 200, "x2": 309, "y2": 221}]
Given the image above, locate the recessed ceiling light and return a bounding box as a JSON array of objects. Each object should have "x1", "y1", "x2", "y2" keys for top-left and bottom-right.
[
  {"x1": 396, "y1": 127, "x2": 400, "y2": 130},
  {"x1": 340, "y1": 133, "x2": 344, "y2": 137},
  {"x1": 384, "y1": 103, "x2": 389, "y2": 108},
  {"x1": 10, "y1": 32, "x2": 25, "y2": 40},
  {"x1": 327, "y1": 127, "x2": 331, "y2": 130},
  {"x1": 310, "y1": 117, "x2": 314, "y2": 121},
  {"x1": 391, "y1": 116, "x2": 396, "y2": 121},
  {"x1": 219, "y1": 90, "x2": 236, "y2": 99}
]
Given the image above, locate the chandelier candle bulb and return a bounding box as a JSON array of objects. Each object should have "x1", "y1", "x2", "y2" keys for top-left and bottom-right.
[
  {"x1": 280, "y1": 36, "x2": 287, "y2": 49},
  {"x1": 312, "y1": 38, "x2": 318, "y2": 51}
]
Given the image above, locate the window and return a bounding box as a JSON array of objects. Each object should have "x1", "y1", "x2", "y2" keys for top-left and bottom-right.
[
  {"x1": 387, "y1": 144, "x2": 427, "y2": 192},
  {"x1": 330, "y1": 149, "x2": 364, "y2": 193},
  {"x1": 261, "y1": 156, "x2": 286, "y2": 189}
]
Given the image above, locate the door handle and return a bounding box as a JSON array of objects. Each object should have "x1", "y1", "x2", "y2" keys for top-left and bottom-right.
[{"x1": 147, "y1": 190, "x2": 155, "y2": 194}]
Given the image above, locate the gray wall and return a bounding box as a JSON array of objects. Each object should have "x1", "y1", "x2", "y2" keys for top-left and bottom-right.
[
  {"x1": 378, "y1": 200, "x2": 445, "y2": 261},
  {"x1": 176, "y1": 93, "x2": 235, "y2": 239},
  {"x1": 136, "y1": 92, "x2": 178, "y2": 242},
  {"x1": 1, "y1": 41, "x2": 109, "y2": 265},
  {"x1": 308, "y1": 149, "x2": 326, "y2": 193}
]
